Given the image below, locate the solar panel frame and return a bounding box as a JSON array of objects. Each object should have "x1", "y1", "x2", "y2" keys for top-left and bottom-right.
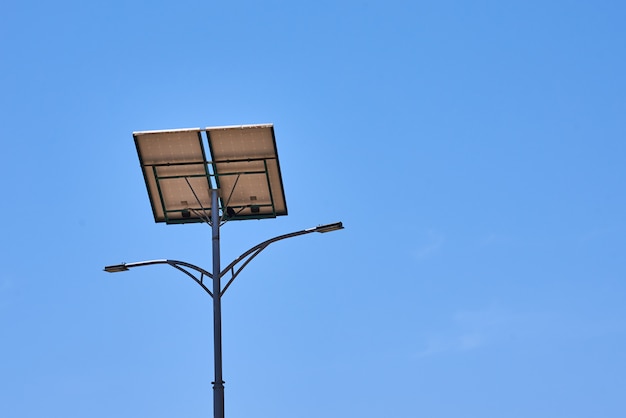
[{"x1": 133, "y1": 124, "x2": 288, "y2": 224}]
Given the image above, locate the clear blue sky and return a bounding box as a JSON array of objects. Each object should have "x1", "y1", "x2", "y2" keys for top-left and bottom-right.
[{"x1": 2, "y1": 1, "x2": 625, "y2": 417}]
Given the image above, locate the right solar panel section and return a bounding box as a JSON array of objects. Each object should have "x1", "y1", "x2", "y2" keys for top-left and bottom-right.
[{"x1": 206, "y1": 124, "x2": 288, "y2": 220}]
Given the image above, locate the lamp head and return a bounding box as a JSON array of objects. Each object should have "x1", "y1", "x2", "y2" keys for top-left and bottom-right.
[
  {"x1": 104, "y1": 264, "x2": 129, "y2": 273},
  {"x1": 314, "y1": 222, "x2": 344, "y2": 233}
]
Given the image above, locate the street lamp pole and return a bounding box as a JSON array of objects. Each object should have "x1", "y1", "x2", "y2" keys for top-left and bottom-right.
[
  {"x1": 211, "y1": 189, "x2": 225, "y2": 418},
  {"x1": 104, "y1": 216, "x2": 344, "y2": 418}
]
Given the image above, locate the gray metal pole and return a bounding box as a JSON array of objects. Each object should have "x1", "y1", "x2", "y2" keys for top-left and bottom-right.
[{"x1": 211, "y1": 189, "x2": 225, "y2": 418}]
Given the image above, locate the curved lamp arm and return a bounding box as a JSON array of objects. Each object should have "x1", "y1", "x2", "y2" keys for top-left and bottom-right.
[
  {"x1": 219, "y1": 222, "x2": 343, "y2": 296},
  {"x1": 104, "y1": 259, "x2": 213, "y2": 296}
]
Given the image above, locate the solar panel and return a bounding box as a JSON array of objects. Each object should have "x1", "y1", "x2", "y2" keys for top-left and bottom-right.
[
  {"x1": 207, "y1": 124, "x2": 288, "y2": 220},
  {"x1": 133, "y1": 124, "x2": 287, "y2": 224}
]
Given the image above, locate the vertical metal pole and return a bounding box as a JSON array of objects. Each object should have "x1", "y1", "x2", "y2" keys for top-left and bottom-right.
[{"x1": 211, "y1": 189, "x2": 225, "y2": 418}]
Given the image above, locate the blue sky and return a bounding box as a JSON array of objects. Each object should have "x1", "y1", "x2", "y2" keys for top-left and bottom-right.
[{"x1": 1, "y1": 1, "x2": 625, "y2": 417}]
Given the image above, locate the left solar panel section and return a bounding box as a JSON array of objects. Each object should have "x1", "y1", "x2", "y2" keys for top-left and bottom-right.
[{"x1": 133, "y1": 129, "x2": 214, "y2": 224}]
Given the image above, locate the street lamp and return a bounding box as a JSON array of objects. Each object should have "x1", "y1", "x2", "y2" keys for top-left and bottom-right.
[{"x1": 104, "y1": 124, "x2": 343, "y2": 418}]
